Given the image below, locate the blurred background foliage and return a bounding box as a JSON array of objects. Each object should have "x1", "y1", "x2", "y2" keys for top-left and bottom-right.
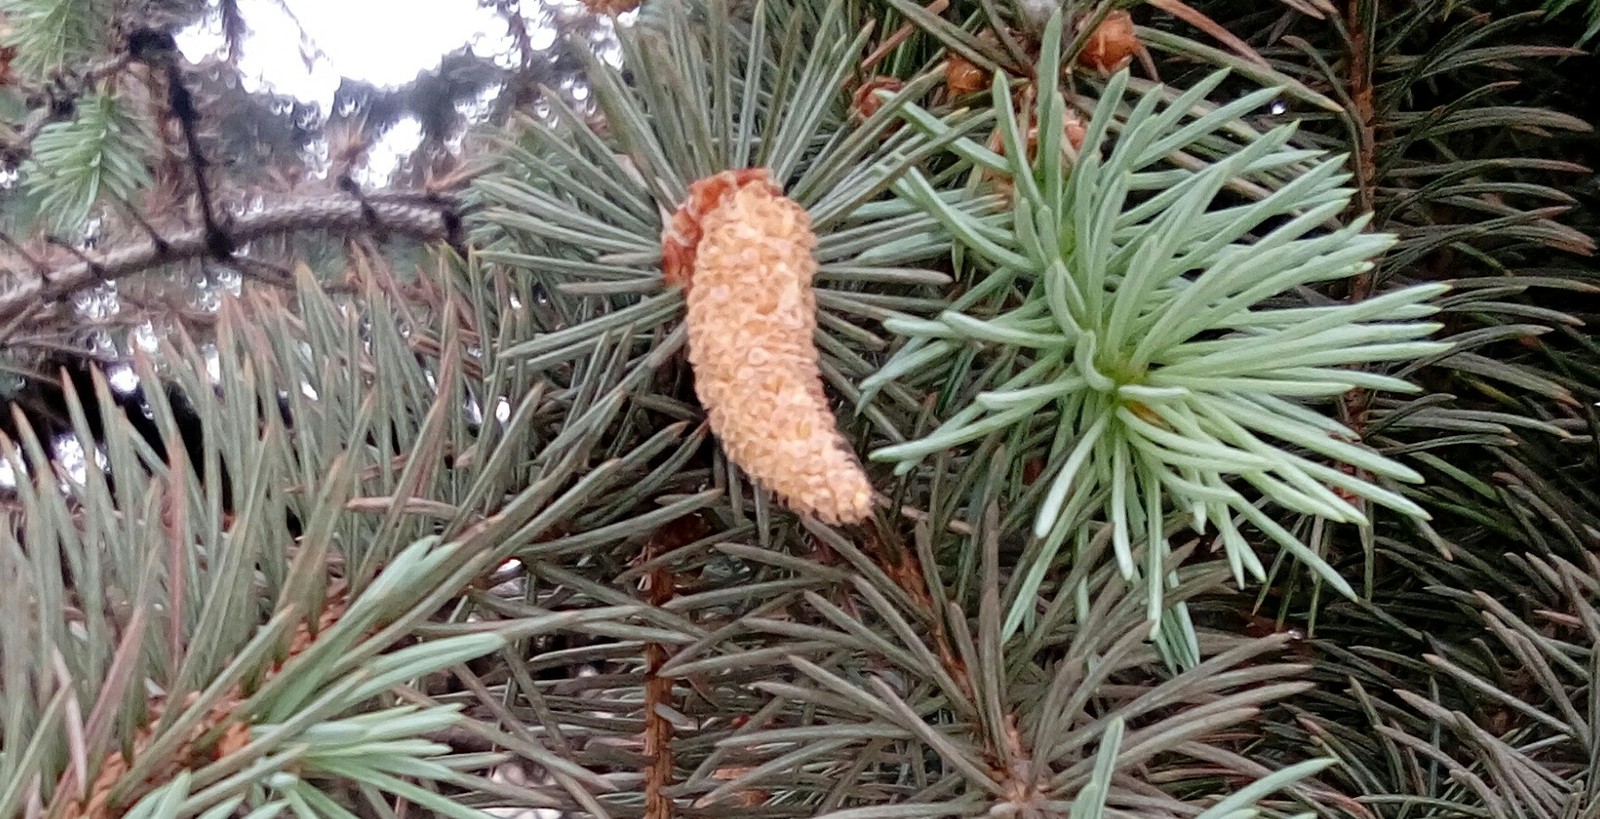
[{"x1": 0, "y1": 0, "x2": 1595, "y2": 817}]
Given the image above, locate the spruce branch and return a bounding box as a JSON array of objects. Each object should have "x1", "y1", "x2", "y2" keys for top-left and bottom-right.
[
  {"x1": 0, "y1": 247, "x2": 713, "y2": 818},
  {"x1": 0, "y1": 54, "x2": 132, "y2": 164},
  {"x1": 1340, "y1": 0, "x2": 1378, "y2": 285},
  {"x1": 472, "y1": 0, "x2": 990, "y2": 513},
  {"x1": 0, "y1": 191, "x2": 464, "y2": 338},
  {"x1": 1248, "y1": 0, "x2": 1600, "y2": 589},
  {"x1": 0, "y1": 0, "x2": 115, "y2": 85},
  {"x1": 637, "y1": 516, "x2": 705, "y2": 819},
  {"x1": 689, "y1": 512, "x2": 1332, "y2": 816},
  {"x1": 869, "y1": 16, "x2": 1451, "y2": 651},
  {"x1": 21, "y1": 90, "x2": 155, "y2": 235}
]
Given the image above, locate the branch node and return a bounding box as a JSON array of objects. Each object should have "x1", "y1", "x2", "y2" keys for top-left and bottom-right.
[
  {"x1": 44, "y1": 236, "x2": 105, "y2": 280},
  {"x1": 338, "y1": 175, "x2": 390, "y2": 241},
  {"x1": 112, "y1": 196, "x2": 172, "y2": 258},
  {"x1": 125, "y1": 28, "x2": 179, "y2": 63},
  {"x1": 0, "y1": 232, "x2": 51, "y2": 275}
]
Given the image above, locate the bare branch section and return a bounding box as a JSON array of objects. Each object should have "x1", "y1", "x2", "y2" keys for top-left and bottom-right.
[
  {"x1": 0, "y1": 191, "x2": 463, "y2": 333},
  {"x1": 639, "y1": 516, "x2": 707, "y2": 819}
]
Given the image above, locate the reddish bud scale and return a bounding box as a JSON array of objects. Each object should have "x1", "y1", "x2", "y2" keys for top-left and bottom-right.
[
  {"x1": 944, "y1": 54, "x2": 989, "y2": 99},
  {"x1": 981, "y1": 110, "x2": 1088, "y2": 199},
  {"x1": 663, "y1": 170, "x2": 875, "y2": 525},
  {"x1": 851, "y1": 76, "x2": 905, "y2": 124},
  {"x1": 1078, "y1": 10, "x2": 1139, "y2": 74}
]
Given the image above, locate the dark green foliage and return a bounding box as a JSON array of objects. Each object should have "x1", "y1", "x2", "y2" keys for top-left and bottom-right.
[
  {"x1": 1546, "y1": 0, "x2": 1600, "y2": 46},
  {"x1": 1169, "y1": 2, "x2": 1600, "y2": 816}
]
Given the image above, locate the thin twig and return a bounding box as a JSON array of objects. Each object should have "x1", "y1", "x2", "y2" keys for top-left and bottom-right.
[
  {"x1": 0, "y1": 231, "x2": 50, "y2": 274},
  {"x1": 638, "y1": 516, "x2": 706, "y2": 819},
  {"x1": 861, "y1": 0, "x2": 949, "y2": 74},
  {"x1": 1146, "y1": 0, "x2": 1271, "y2": 68},
  {"x1": 1343, "y1": 0, "x2": 1378, "y2": 300},
  {"x1": 0, "y1": 191, "x2": 462, "y2": 338},
  {"x1": 895, "y1": 502, "x2": 974, "y2": 536},
  {"x1": 1339, "y1": 0, "x2": 1380, "y2": 440}
]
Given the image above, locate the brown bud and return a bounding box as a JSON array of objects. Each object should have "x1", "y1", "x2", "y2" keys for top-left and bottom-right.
[
  {"x1": 944, "y1": 53, "x2": 989, "y2": 99},
  {"x1": 1078, "y1": 10, "x2": 1139, "y2": 74},
  {"x1": 851, "y1": 76, "x2": 905, "y2": 124}
]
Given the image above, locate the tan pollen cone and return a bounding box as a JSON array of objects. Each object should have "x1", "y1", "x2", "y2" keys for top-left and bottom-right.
[{"x1": 662, "y1": 169, "x2": 875, "y2": 525}]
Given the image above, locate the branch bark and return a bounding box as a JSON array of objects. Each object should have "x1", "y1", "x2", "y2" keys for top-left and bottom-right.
[
  {"x1": 0, "y1": 191, "x2": 462, "y2": 335},
  {"x1": 1343, "y1": 0, "x2": 1378, "y2": 301},
  {"x1": 641, "y1": 518, "x2": 702, "y2": 819},
  {"x1": 1339, "y1": 0, "x2": 1381, "y2": 486}
]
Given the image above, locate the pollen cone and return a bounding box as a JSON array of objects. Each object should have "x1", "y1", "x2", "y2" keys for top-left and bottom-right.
[{"x1": 662, "y1": 170, "x2": 875, "y2": 525}]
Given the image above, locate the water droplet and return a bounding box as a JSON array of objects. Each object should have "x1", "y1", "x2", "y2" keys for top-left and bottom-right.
[
  {"x1": 133, "y1": 321, "x2": 161, "y2": 352},
  {"x1": 108, "y1": 363, "x2": 140, "y2": 394},
  {"x1": 51, "y1": 433, "x2": 102, "y2": 487},
  {"x1": 72, "y1": 282, "x2": 121, "y2": 320},
  {"x1": 203, "y1": 345, "x2": 222, "y2": 384},
  {"x1": 0, "y1": 454, "x2": 22, "y2": 490}
]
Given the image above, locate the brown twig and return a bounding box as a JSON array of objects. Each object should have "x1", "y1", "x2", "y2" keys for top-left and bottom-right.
[
  {"x1": 1343, "y1": 0, "x2": 1379, "y2": 301},
  {"x1": 860, "y1": 524, "x2": 978, "y2": 715},
  {"x1": 0, "y1": 191, "x2": 463, "y2": 340},
  {"x1": 637, "y1": 516, "x2": 707, "y2": 819},
  {"x1": 861, "y1": 0, "x2": 948, "y2": 74},
  {"x1": 642, "y1": 627, "x2": 676, "y2": 819},
  {"x1": 1337, "y1": 0, "x2": 1381, "y2": 446},
  {"x1": 1146, "y1": 0, "x2": 1271, "y2": 68}
]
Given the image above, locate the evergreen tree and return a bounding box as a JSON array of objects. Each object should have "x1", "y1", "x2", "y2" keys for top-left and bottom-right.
[{"x1": 0, "y1": 0, "x2": 1596, "y2": 817}]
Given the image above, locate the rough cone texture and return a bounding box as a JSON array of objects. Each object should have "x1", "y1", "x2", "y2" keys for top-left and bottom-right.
[{"x1": 662, "y1": 170, "x2": 875, "y2": 525}]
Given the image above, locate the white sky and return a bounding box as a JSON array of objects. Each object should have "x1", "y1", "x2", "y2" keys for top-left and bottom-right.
[
  {"x1": 175, "y1": 0, "x2": 521, "y2": 113},
  {"x1": 172, "y1": 0, "x2": 593, "y2": 186}
]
